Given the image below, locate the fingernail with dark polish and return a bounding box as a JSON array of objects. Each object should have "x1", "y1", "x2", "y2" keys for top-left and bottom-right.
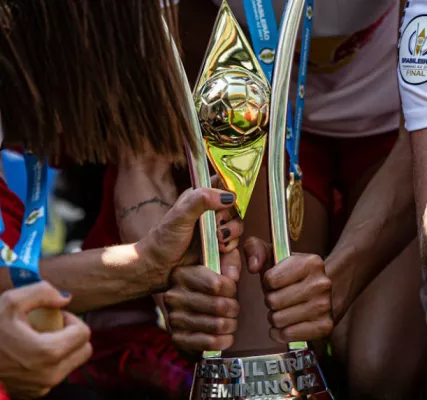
[
  {"x1": 60, "y1": 291, "x2": 71, "y2": 298},
  {"x1": 222, "y1": 228, "x2": 231, "y2": 240},
  {"x1": 220, "y1": 193, "x2": 235, "y2": 205}
]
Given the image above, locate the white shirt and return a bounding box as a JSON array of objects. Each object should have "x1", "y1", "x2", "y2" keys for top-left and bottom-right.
[
  {"x1": 210, "y1": 0, "x2": 401, "y2": 137},
  {"x1": 398, "y1": 0, "x2": 427, "y2": 132}
]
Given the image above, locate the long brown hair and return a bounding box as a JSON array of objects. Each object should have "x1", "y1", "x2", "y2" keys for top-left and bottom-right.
[{"x1": 0, "y1": 0, "x2": 194, "y2": 164}]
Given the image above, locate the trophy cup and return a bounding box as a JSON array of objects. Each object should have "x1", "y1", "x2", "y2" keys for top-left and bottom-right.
[{"x1": 167, "y1": 0, "x2": 334, "y2": 398}]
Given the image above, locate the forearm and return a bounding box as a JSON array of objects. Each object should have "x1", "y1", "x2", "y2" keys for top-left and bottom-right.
[
  {"x1": 0, "y1": 241, "x2": 163, "y2": 314},
  {"x1": 326, "y1": 131, "x2": 416, "y2": 322}
]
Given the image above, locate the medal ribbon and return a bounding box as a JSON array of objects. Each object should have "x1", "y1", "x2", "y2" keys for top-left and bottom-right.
[
  {"x1": 0, "y1": 153, "x2": 48, "y2": 287},
  {"x1": 243, "y1": 0, "x2": 314, "y2": 180}
]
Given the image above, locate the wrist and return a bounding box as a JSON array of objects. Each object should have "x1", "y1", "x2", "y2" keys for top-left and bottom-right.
[
  {"x1": 135, "y1": 238, "x2": 171, "y2": 293},
  {"x1": 325, "y1": 246, "x2": 356, "y2": 324}
]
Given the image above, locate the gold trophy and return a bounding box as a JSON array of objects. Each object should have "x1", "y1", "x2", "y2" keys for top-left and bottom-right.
[{"x1": 167, "y1": 0, "x2": 334, "y2": 398}]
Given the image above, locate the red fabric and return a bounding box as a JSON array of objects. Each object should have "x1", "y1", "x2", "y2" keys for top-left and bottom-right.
[
  {"x1": 262, "y1": 130, "x2": 398, "y2": 210},
  {"x1": 293, "y1": 130, "x2": 398, "y2": 245},
  {"x1": 68, "y1": 324, "x2": 194, "y2": 398},
  {"x1": 0, "y1": 177, "x2": 25, "y2": 248},
  {"x1": 0, "y1": 384, "x2": 9, "y2": 400},
  {"x1": 82, "y1": 165, "x2": 120, "y2": 250},
  {"x1": 0, "y1": 178, "x2": 24, "y2": 400}
]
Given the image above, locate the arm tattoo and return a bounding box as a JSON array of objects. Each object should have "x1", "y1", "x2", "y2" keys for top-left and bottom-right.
[{"x1": 119, "y1": 196, "x2": 172, "y2": 220}]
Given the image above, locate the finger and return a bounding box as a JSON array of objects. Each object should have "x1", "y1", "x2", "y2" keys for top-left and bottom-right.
[
  {"x1": 263, "y1": 254, "x2": 325, "y2": 291},
  {"x1": 172, "y1": 332, "x2": 234, "y2": 353},
  {"x1": 270, "y1": 317, "x2": 334, "y2": 343},
  {"x1": 56, "y1": 341, "x2": 93, "y2": 377},
  {"x1": 268, "y1": 297, "x2": 332, "y2": 329},
  {"x1": 38, "y1": 342, "x2": 93, "y2": 388},
  {"x1": 170, "y1": 188, "x2": 236, "y2": 229},
  {"x1": 171, "y1": 265, "x2": 237, "y2": 298},
  {"x1": 216, "y1": 208, "x2": 232, "y2": 226},
  {"x1": 1, "y1": 282, "x2": 70, "y2": 315},
  {"x1": 38, "y1": 312, "x2": 91, "y2": 362},
  {"x1": 220, "y1": 249, "x2": 241, "y2": 283},
  {"x1": 219, "y1": 238, "x2": 239, "y2": 254},
  {"x1": 243, "y1": 237, "x2": 272, "y2": 274},
  {"x1": 169, "y1": 311, "x2": 237, "y2": 335},
  {"x1": 164, "y1": 289, "x2": 240, "y2": 318},
  {"x1": 210, "y1": 175, "x2": 221, "y2": 189},
  {"x1": 217, "y1": 218, "x2": 243, "y2": 244}
]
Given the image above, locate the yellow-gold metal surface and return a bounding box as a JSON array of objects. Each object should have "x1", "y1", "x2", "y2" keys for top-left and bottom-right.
[{"x1": 194, "y1": 1, "x2": 270, "y2": 218}]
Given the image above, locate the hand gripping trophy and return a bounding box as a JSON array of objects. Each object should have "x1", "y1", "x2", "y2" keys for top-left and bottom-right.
[{"x1": 167, "y1": 0, "x2": 335, "y2": 398}]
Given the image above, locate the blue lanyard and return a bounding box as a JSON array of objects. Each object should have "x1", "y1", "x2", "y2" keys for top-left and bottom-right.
[
  {"x1": 0, "y1": 153, "x2": 48, "y2": 287},
  {"x1": 243, "y1": 0, "x2": 313, "y2": 180}
]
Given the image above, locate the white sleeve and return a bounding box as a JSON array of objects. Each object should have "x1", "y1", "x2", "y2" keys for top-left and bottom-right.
[{"x1": 398, "y1": 0, "x2": 427, "y2": 132}]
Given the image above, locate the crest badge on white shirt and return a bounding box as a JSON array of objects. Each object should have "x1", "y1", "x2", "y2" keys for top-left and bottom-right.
[{"x1": 399, "y1": 15, "x2": 427, "y2": 85}]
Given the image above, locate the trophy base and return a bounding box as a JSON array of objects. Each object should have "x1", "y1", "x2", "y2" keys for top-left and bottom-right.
[{"x1": 190, "y1": 349, "x2": 334, "y2": 399}]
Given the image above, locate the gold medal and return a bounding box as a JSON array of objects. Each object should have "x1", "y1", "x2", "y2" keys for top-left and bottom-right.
[{"x1": 286, "y1": 172, "x2": 304, "y2": 241}]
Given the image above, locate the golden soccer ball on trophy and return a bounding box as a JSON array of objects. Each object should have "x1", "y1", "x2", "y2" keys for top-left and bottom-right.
[{"x1": 195, "y1": 70, "x2": 270, "y2": 147}]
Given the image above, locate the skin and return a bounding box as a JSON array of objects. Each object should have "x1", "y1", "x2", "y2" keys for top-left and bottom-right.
[
  {"x1": 0, "y1": 282, "x2": 92, "y2": 400},
  {"x1": 0, "y1": 186, "x2": 241, "y2": 314}
]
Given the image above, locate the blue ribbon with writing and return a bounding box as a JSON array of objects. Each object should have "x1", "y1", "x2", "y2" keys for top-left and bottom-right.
[
  {"x1": 243, "y1": 0, "x2": 314, "y2": 180},
  {"x1": 0, "y1": 153, "x2": 48, "y2": 287}
]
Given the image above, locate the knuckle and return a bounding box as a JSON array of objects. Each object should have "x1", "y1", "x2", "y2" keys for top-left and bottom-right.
[
  {"x1": 163, "y1": 289, "x2": 181, "y2": 308},
  {"x1": 169, "y1": 266, "x2": 186, "y2": 284},
  {"x1": 207, "y1": 275, "x2": 223, "y2": 295},
  {"x1": 320, "y1": 318, "x2": 334, "y2": 337},
  {"x1": 212, "y1": 297, "x2": 228, "y2": 315},
  {"x1": 314, "y1": 297, "x2": 332, "y2": 314},
  {"x1": 168, "y1": 312, "x2": 182, "y2": 329},
  {"x1": 193, "y1": 188, "x2": 210, "y2": 210},
  {"x1": 263, "y1": 270, "x2": 274, "y2": 289},
  {"x1": 1, "y1": 291, "x2": 19, "y2": 311},
  {"x1": 315, "y1": 319, "x2": 334, "y2": 338},
  {"x1": 213, "y1": 318, "x2": 227, "y2": 334},
  {"x1": 317, "y1": 276, "x2": 332, "y2": 292},
  {"x1": 169, "y1": 312, "x2": 191, "y2": 330},
  {"x1": 305, "y1": 254, "x2": 325, "y2": 272},
  {"x1": 171, "y1": 332, "x2": 183, "y2": 348},
  {"x1": 269, "y1": 311, "x2": 282, "y2": 328},
  {"x1": 265, "y1": 292, "x2": 280, "y2": 311},
  {"x1": 204, "y1": 335, "x2": 218, "y2": 351}
]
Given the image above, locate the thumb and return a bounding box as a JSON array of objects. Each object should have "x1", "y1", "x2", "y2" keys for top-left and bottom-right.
[
  {"x1": 168, "y1": 188, "x2": 235, "y2": 229},
  {"x1": 243, "y1": 237, "x2": 272, "y2": 274},
  {"x1": 2, "y1": 281, "x2": 71, "y2": 314}
]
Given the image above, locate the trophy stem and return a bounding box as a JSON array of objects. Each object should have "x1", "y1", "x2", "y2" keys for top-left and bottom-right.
[
  {"x1": 166, "y1": 19, "x2": 222, "y2": 359},
  {"x1": 268, "y1": 0, "x2": 305, "y2": 265},
  {"x1": 268, "y1": 0, "x2": 308, "y2": 354}
]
